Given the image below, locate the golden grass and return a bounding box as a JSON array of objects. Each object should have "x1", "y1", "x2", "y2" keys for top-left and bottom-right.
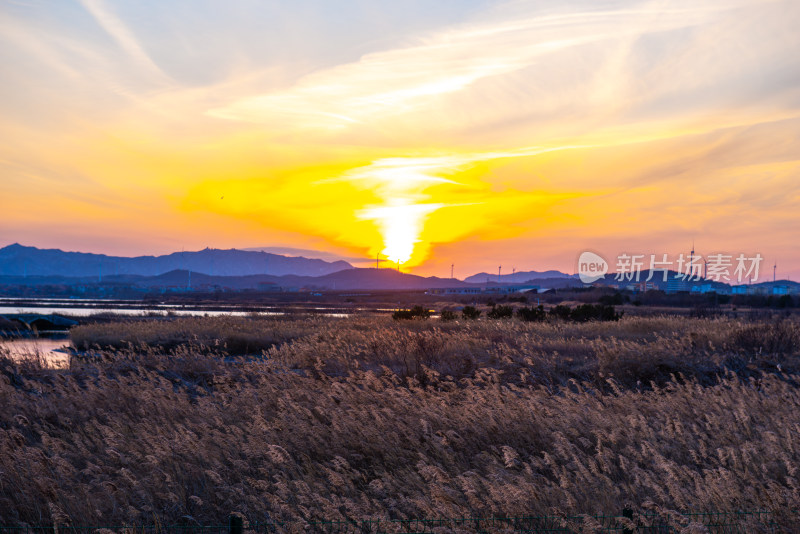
[{"x1": 1, "y1": 315, "x2": 798, "y2": 527}]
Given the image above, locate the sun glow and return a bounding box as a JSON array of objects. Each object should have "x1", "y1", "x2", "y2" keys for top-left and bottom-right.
[
  {"x1": 339, "y1": 158, "x2": 465, "y2": 266},
  {"x1": 358, "y1": 202, "x2": 445, "y2": 265},
  {"x1": 341, "y1": 148, "x2": 581, "y2": 267}
]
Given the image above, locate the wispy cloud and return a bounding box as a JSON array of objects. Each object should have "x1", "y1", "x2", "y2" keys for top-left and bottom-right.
[
  {"x1": 78, "y1": 0, "x2": 169, "y2": 84},
  {"x1": 206, "y1": 1, "x2": 731, "y2": 131}
]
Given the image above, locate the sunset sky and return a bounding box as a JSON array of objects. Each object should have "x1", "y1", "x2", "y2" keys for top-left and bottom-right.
[{"x1": 1, "y1": 0, "x2": 799, "y2": 279}]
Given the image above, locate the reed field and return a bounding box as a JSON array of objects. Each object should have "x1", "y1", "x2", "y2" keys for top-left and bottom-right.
[{"x1": 2, "y1": 313, "x2": 800, "y2": 529}]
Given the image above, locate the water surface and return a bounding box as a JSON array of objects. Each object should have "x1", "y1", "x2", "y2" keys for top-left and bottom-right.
[{"x1": 0, "y1": 338, "x2": 71, "y2": 369}]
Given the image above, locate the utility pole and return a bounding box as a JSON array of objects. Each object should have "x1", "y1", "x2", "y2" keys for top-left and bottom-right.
[
  {"x1": 498, "y1": 265, "x2": 502, "y2": 282},
  {"x1": 375, "y1": 251, "x2": 388, "y2": 269},
  {"x1": 451, "y1": 263, "x2": 454, "y2": 279}
]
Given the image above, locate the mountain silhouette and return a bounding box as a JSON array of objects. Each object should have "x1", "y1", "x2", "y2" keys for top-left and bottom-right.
[
  {"x1": 0, "y1": 243, "x2": 353, "y2": 278},
  {"x1": 464, "y1": 269, "x2": 575, "y2": 284}
]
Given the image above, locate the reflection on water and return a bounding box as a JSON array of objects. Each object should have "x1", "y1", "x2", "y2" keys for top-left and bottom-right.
[
  {"x1": 0, "y1": 306, "x2": 279, "y2": 317},
  {"x1": 0, "y1": 297, "x2": 356, "y2": 317},
  {"x1": 0, "y1": 306, "x2": 353, "y2": 318},
  {"x1": 0, "y1": 338, "x2": 71, "y2": 369}
]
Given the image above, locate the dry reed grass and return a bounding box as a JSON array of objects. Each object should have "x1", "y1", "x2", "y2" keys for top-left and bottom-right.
[{"x1": 1, "y1": 315, "x2": 798, "y2": 528}]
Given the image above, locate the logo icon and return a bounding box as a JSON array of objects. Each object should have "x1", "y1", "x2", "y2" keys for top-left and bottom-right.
[{"x1": 577, "y1": 251, "x2": 608, "y2": 283}]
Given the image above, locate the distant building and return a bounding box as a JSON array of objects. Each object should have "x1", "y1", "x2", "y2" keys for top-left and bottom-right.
[
  {"x1": 772, "y1": 285, "x2": 789, "y2": 295},
  {"x1": 690, "y1": 284, "x2": 716, "y2": 294},
  {"x1": 427, "y1": 285, "x2": 538, "y2": 295},
  {"x1": 483, "y1": 284, "x2": 539, "y2": 294},
  {"x1": 666, "y1": 278, "x2": 689, "y2": 294},
  {"x1": 427, "y1": 287, "x2": 481, "y2": 295},
  {"x1": 731, "y1": 285, "x2": 748, "y2": 295},
  {"x1": 628, "y1": 281, "x2": 657, "y2": 292}
]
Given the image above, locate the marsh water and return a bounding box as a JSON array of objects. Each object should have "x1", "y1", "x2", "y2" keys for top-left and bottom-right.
[
  {"x1": 0, "y1": 297, "x2": 360, "y2": 368},
  {"x1": 0, "y1": 297, "x2": 352, "y2": 317},
  {"x1": 0, "y1": 338, "x2": 72, "y2": 369}
]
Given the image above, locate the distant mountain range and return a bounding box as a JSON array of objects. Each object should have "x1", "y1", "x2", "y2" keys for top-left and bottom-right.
[
  {"x1": 464, "y1": 270, "x2": 576, "y2": 284},
  {"x1": 0, "y1": 243, "x2": 353, "y2": 278},
  {"x1": 0, "y1": 244, "x2": 584, "y2": 292},
  {"x1": 8, "y1": 244, "x2": 792, "y2": 293}
]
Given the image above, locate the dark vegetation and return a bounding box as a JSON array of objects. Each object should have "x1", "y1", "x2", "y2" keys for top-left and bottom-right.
[
  {"x1": 391, "y1": 306, "x2": 431, "y2": 320},
  {"x1": 461, "y1": 306, "x2": 481, "y2": 320},
  {"x1": 516, "y1": 304, "x2": 622, "y2": 323},
  {"x1": 439, "y1": 310, "x2": 457, "y2": 321},
  {"x1": 486, "y1": 305, "x2": 514, "y2": 319},
  {"x1": 1, "y1": 314, "x2": 799, "y2": 528},
  {"x1": 391, "y1": 303, "x2": 622, "y2": 324}
]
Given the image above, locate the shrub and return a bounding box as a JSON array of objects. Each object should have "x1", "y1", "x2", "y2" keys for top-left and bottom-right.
[
  {"x1": 392, "y1": 305, "x2": 430, "y2": 320},
  {"x1": 517, "y1": 305, "x2": 546, "y2": 322},
  {"x1": 730, "y1": 320, "x2": 800, "y2": 355},
  {"x1": 439, "y1": 310, "x2": 457, "y2": 321},
  {"x1": 549, "y1": 304, "x2": 622, "y2": 322},
  {"x1": 549, "y1": 304, "x2": 573, "y2": 320},
  {"x1": 461, "y1": 306, "x2": 481, "y2": 320},
  {"x1": 487, "y1": 304, "x2": 514, "y2": 319},
  {"x1": 569, "y1": 303, "x2": 622, "y2": 322}
]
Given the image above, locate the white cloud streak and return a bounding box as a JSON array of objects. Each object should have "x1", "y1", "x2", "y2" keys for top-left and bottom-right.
[
  {"x1": 78, "y1": 0, "x2": 170, "y2": 84},
  {"x1": 206, "y1": 1, "x2": 733, "y2": 130}
]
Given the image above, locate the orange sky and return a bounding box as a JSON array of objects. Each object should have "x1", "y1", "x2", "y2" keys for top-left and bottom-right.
[{"x1": 1, "y1": 0, "x2": 799, "y2": 280}]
